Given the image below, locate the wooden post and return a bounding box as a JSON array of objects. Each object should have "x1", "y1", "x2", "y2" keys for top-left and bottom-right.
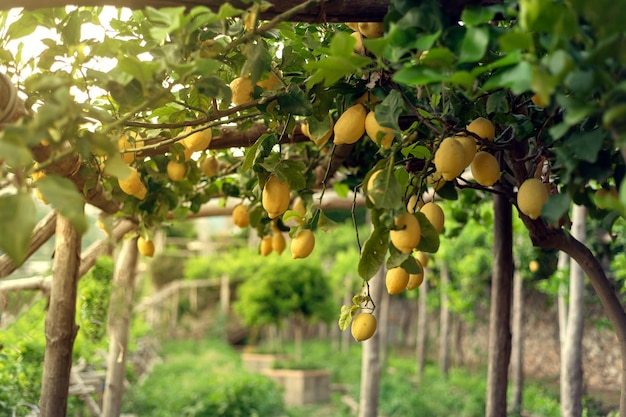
[
  {"x1": 416, "y1": 274, "x2": 429, "y2": 381},
  {"x1": 169, "y1": 283, "x2": 180, "y2": 337},
  {"x1": 39, "y1": 215, "x2": 81, "y2": 417},
  {"x1": 189, "y1": 286, "x2": 198, "y2": 313},
  {"x1": 102, "y1": 237, "x2": 139, "y2": 417},
  {"x1": 220, "y1": 274, "x2": 230, "y2": 314}
]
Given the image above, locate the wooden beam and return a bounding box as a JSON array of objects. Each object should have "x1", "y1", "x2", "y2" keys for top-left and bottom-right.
[{"x1": 7, "y1": 0, "x2": 390, "y2": 22}]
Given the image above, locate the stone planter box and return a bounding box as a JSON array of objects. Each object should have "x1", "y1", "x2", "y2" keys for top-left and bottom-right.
[
  {"x1": 262, "y1": 368, "x2": 331, "y2": 407},
  {"x1": 241, "y1": 352, "x2": 289, "y2": 373}
]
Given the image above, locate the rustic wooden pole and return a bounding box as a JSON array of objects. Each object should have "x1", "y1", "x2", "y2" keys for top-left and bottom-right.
[{"x1": 39, "y1": 215, "x2": 81, "y2": 417}]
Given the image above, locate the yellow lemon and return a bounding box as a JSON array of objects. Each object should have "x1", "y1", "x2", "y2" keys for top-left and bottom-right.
[
  {"x1": 345, "y1": 22, "x2": 360, "y2": 31},
  {"x1": 427, "y1": 171, "x2": 446, "y2": 191},
  {"x1": 351, "y1": 312, "x2": 377, "y2": 342},
  {"x1": 433, "y1": 136, "x2": 466, "y2": 181},
  {"x1": 351, "y1": 31, "x2": 364, "y2": 52},
  {"x1": 406, "y1": 194, "x2": 424, "y2": 213},
  {"x1": 260, "y1": 235, "x2": 273, "y2": 256},
  {"x1": 230, "y1": 77, "x2": 254, "y2": 105},
  {"x1": 118, "y1": 132, "x2": 144, "y2": 164},
  {"x1": 358, "y1": 22, "x2": 384, "y2": 38},
  {"x1": 118, "y1": 167, "x2": 147, "y2": 200},
  {"x1": 467, "y1": 117, "x2": 495, "y2": 143},
  {"x1": 201, "y1": 156, "x2": 219, "y2": 178},
  {"x1": 182, "y1": 129, "x2": 212, "y2": 153},
  {"x1": 302, "y1": 118, "x2": 334, "y2": 147},
  {"x1": 407, "y1": 260, "x2": 424, "y2": 290},
  {"x1": 366, "y1": 170, "x2": 383, "y2": 205},
  {"x1": 455, "y1": 134, "x2": 477, "y2": 167},
  {"x1": 137, "y1": 237, "x2": 155, "y2": 257},
  {"x1": 232, "y1": 204, "x2": 250, "y2": 228},
  {"x1": 334, "y1": 104, "x2": 366, "y2": 145},
  {"x1": 293, "y1": 197, "x2": 307, "y2": 217},
  {"x1": 414, "y1": 251, "x2": 430, "y2": 268},
  {"x1": 262, "y1": 175, "x2": 291, "y2": 219},
  {"x1": 471, "y1": 151, "x2": 500, "y2": 187},
  {"x1": 420, "y1": 202, "x2": 444, "y2": 233},
  {"x1": 594, "y1": 186, "x2": 619, "y2": 209},
  {"x1": 529, "y1": 260, "x2": 540, "y2": 272},
  {"x1": 167, "y1": 160, "x2": 187, "y2": 182},
  {"x1": 291, "y1": 229, "x2": 315, "y2": 259},
  {"x1": 390, "y1": 213, "x2": 421, "y2": 254},
  {"x1": 257, "y1": 70, "x2": 282, "y2": 91},
  {"x1": 272, "y1": 232, "x2": 286, "y2": 254},
  {"x1": 517, "y1": 178, "x2": 549, "y2": 220},
  {"x1": 531, "y1": 93, "x2": 546, "y2": 108},
  {"x1": 355, "y1": 90, "x2": 382, "y2": 105},
  {"x1": 365, "y1": 111, "x2": 395, "y2": 149},
  {"x1": 386, "y1": 267, "x2": 410, "y2": 295}
]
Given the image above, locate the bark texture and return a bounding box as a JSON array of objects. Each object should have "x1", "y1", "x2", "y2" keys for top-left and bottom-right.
[
  {"x1": 39, "y1": 215, "x2": 81, "y2": 417},
  {"x1": 486, "y1": 192, "x2": 513, "y2": 417},
  {"x1": 561, "y1": 205, "x2": 586, "y2": 417},
  {"x1": 102, "y1": 237, "x2": 139, "y2": 417}
]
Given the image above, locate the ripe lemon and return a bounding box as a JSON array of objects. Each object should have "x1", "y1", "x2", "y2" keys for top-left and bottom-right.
[
  {"x1": 345, "y1": 22, "x2": 360, "y2": 31},
  {"x1": 230, "y1": 76, "x2": 254, "y2": 105},
  {"x1": 257, "y1": 70, "x2": 282, "y2": 91},
  {"x1": 414, "y1": 251, "x2": 430, "y2": 268},
  {"x1": 302, "y1": 118, "x2": 333, "y2": 147},
  {"x1": 293, "y1": 197, "x2": 307, "y2": 217},
  {"x1": 406, "y1": 194, "x2": 424, "y2": 213},
  {"x1": 433, "y1": 136, "x2": 466, "y2": 181},
  {"x1": 386, "y1": 267, "x2": 410, "y2": 295},
  {"x1": 427, "y1": 171, "x2": 446, "y2": 191},
  {"x1": 260, "y1": 235, "x2": 273, "y2": 256},
  {"x1": 351, "y1": 31, "x2": 364, "y2": 52},
  {"x1": 517, "y1": 178, "x2": 549, "y2": 220},
  {"x1": 390, "y1": 213, "x2": 421, "y2": 254},
  {"x1": 118, "y1": 167, "x2": 147, "y2": 200},
  {"x1": 471, "y1": 151, "x2": 500, "y2": 186},
  {"x1": 272, "y1": 232, "x2": 286, "y2": 254},
  {"x1": 420, "y1": 202, "x2": 445, "y2": 233},
  {"x1": 594, "y1": 187, "x2": 619, "y2": 209},
  {"x1": 201, "y1": 156, "x2": 219, "y2": 178},
  {"x1": 232, "y1": 204, "x2": 250, "y2": 228},
  {"x1": 355, "y1": 90, "x2": 382, "y2": 105},
  {"x1": 262, "y1": 175, "x2": 291, "y2": 219},
  {"x1": 182, "y1": 129, "x2": 212, "y2": 153},
  {"x1": 167, "y1": 160, "x2": 187, "y2": 182},
  {"x1": 467, "y1": 117, "x2": 495, "y2": 142},
  {"x1": 531, "y1": 93, "x2": 546, "y2": 108},
  {"x1": 358, "y1": 22, "x2": 384, "y2": 38},
  {"x1": 137, "y1": 237, "x2": 155, "y2": 257},
  {"x1": 529, "y1": 260, "x2": 539, "y2": 272},
  {"x1": 334, "y1": 104, "x2": 366, "y2": 145},
  {"x1": 118, "y1": 132, "x2": 143, "y2": 164},
  {"x1": 291, "y1": 229, "x2": 315, "y2": 259},
  {"x1": 351, "y1": 312, "x2": 377, "y2": 342},
  {"x1": 365, "y1": 111, "x2": 395, "y2": 149},
  {"x1": 455, "y1": 134, "x2": 477, "y2": 167},
  {"x1": 407, "y1": 261, "x2": 424, "y2": 290}
]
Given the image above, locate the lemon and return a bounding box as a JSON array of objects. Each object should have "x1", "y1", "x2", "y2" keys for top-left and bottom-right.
[
  {"x1": 355, "y1": 90, "x2": 382, "y2": 105},
  {"x1": 420, "y1": 202, "x2": 444, "y2": 233},
  {"x1": 390, "y1": 213, "x2": 421, "y2": 254},
  {"x1": 232, "y1": 204, "x2": 250, "y2": 228},
  {"x1": 293, "y1": 197, "x2": 307, "y2": 217},
  {"x1": 345, "y1": 22, "x2": 360, "y2": 31},
  {"x1": 467, "y1": 117, "x2": 495, "y2": 142},
  {"x1": 230, "y1": 77, "x2": 254, "y2": 106},
  {"x1": 334, "y1": 104, "x2": 366, "y2": 145},
  {"x1": 365, "y1": 111, "x2": 395, "y2": 149},
  {"x1": 529, "y1": 260, "x2": 539, "y2": 272},
  {"x1": 302, "y1": 118, "x2": 333, "y2": 147},
  {"x1": 433, "y1": 136, "x2": 466, "y2": 181},
  {"x1": 291, "y1": 229, "x2": 315, "y2": 259},
  {"x1": 427, "y1": 171, "x2": 446, "y2": 191},
  {"x1": 351, "y1": 312, "x2": 377, "y2": 342},
  {"x1": 406, "y1": 194, "x2": 424, "y2": 213},
  {"x1": 358, "y1": 22, "x2": 384, "y2": 38},
  {"x1": 118, "y1": 132, "x2": 144, "y2": 164},
  {"x1": 118, "y1": 167, "x2": 147, "y2": 200},
  {"x1": 366, "y1": 170, "x2": 383, "y2": 205},
  {"x1": 260, "y1": 235, "x2": 273, "y2": 256},
  {"x1": 594, "y1": 187, "x2": 619, "y2": 209},
  {"x1": 257, "y1": 70, "x2": 282, "y2": 91},
  {"x1": 262, "y1": 174, "x2": 291, "y2": 219},
  {"x1": 167, "y1": 160, "x2": 187, "y2": 182},
  {"x1": 182, "y1": 128, "x2": 212, "y2": 153},
  {"x1": 455, "y1": 134, "x2": 477, "y2": 167},
  {"x1": 137, "y1": 237, "x2": 155, "y2": 257},
  {"x1": 407, "y1": 261, "x2": 424, "y2": 290},
  {"x1": 517, "y1": 178, "x2": 548, "y2": 220},
  {"x1": 201, "y1": 156, "x2": 219, "y2": 178},
  {"x1": 531, "y1": 93, "x2": 546, "y2": 108},
  {"x1": 351, "y1": 31, "x2": 364, "y2": 52},
  {"x1": 414, "y1": 251, "x2": 430, "y2": 268},
  {"x1": 471, "y1": 151, "x2": 500, "y2": 186},
  {"x1": 272, "y1": 232, "x2": 286, "y2": 254},
  {"x1": 386, "y1": 267, "x2": 410, "y2": 295}
]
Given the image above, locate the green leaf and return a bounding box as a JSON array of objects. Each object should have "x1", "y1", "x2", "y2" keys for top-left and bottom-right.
[
  {"x1": 274, "y1": 159, "x2": 307, "y2": 191},
  {"x1": 401, "y1": 144, "x2": 431, "y2": 159},
  {"x1": 530, "y1": 66, "x2": 556, "y2": 109},
  {"x1": 486, "y1": 90, "x2": 510, "y2": 115},
  {"x1": 386, "y1": 244, "x2": 410, "y2": 269},
  {"x1": 358, "y1": 227, "x2": 389, "y2": 281},
  {"x1": 276, "y1": 83, "x2": 313, "y2": 116},
  {"x1": 482, "y1": 61, "x2": 532, "y2": 94},
  {"x1": 37, "y1": 175, "x2": 87, "y2": 235},
  {"x1": 317, "y1": 211, "x2": 337, "y2": 233},
  {"x1": 459, "y1": 26, "x2": 489, "y2": 63},
  {"x1": 447, "y1": 71, "x2": 475, "y2": 89},
  {"x1": 338, "y1": 304, "x2": 359, "y2": 331},
  {"x1": 0, "y1": 193, "x2": 36, "y2": 265},
  {"x1": 393, "y1": 66, "x2": 446, "y2": 85},
  {"x1": 400, "y1": 255, "x2": 422, "y2": 274},
  {"x1": 0, "y1": 132, "x2": 34, "y2": 168},
  {"x1": 333, "y1": 182, "x2": 350, "y2": 198},
  {"x1": 374, "y1": 90, "x2": 404, "y2": 130},
  {"x1": 6, "y1": 12, "x2": 39, "y2": 40},
  {"x1": 242, "y1": 42, "x2": 272, "y2": 83},
  {"x1": 367, "y1": 163, "x2": 404, "y2": 210},
  {"x1": 416, "y1": 212, "x2": 440, "y2": 253},
  {"x1": 104, "y1": 156, "x2": 132, "y2": 179},
  {"x1": 420, "y1": 47, "x2": 455, "y2": 67},
  {"x1": 461, "y1": 7, "x2": 495, "y2": 26},
  {"x1": 498, "y1": 31, "x2": 534, "y2": 52},
  {"x1": 567, "y1": 130, "x2": 605, "y2": 163},
  {"x1": 541, "y1": 193, "x2": 571, "y2": 226}
]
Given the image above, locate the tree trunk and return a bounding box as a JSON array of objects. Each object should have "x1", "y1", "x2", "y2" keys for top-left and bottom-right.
[
  {"x1": 39, "y1": 215, "x2": 81, "y2": 417},
  {"x1": 510, "y1": 269, "x2": 524, "y2": 414},
  {"x1": 561, "y1": 205, "x2": 586, "y2": 417},
  {"x1": 557, "y1": 251, "x2": 570, "y2": 346},
  {"x1": 486, "y1": 192, "x2": 513, "y2": 417},
  {"x1": 439, "y1": 265, "x2": 450, "y2": 378},
  {"x1": 357, "y1": 265, "x2": 385, "y2": 417},
  {"x1": 416, "y1": 275, "x2": 429, "y2": 381},
  {"x1": 102, "y1": 237, "x2": 139, "y2": 417},
  {"x1": 379, "y1": 283, "x2": 391, "y2": 367}
]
